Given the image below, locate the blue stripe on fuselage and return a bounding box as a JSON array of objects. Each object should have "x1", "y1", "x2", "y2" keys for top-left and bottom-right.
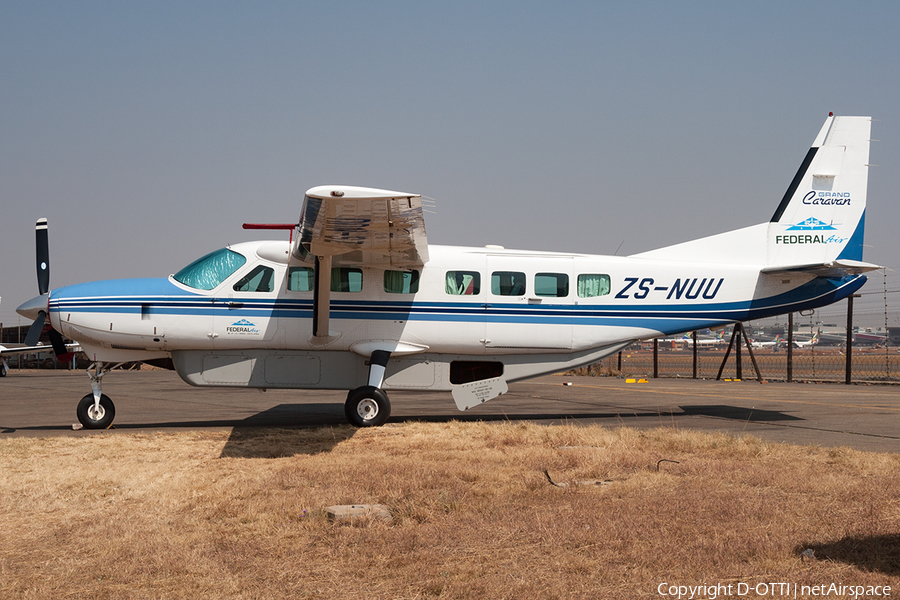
[{"x1": 48, "y1": 275, "x2": 864, "y2": 335}]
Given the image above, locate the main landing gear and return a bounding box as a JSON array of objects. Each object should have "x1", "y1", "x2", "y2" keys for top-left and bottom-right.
[
  {"x1": 75, "y1": 353, "x2": 397, "y2": 429},
  {"x1": 76, "y1": 362, "x2": 118, "y2": 429},
  {"x1": 344, "y1": 349, "x2": 392, "y2": 427}
]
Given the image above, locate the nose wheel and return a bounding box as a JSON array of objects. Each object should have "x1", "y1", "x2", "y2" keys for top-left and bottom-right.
[{"x1": 77, "y1": 393, "x2": 116, "y2": 429}]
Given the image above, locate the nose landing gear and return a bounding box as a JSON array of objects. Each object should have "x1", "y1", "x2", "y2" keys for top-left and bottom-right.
[{"x1": 76, "y1": 362, "x2": 119, "y2": 429}]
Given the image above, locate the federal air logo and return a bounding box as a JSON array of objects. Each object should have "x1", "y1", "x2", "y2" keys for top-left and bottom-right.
[
  {"x1": 226, "y1": 319, "x2": 260, "y2": 335},
  {"x1": 776, "y1": 218, "x2": 846, "y2": 245}
]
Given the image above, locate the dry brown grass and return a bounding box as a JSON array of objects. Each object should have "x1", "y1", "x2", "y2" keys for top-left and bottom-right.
[{"x1": 2, "y1": 422, "x2": 899, "y2": 599}]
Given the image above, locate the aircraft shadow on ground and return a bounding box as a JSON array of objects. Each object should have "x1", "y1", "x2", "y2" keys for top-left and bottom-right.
[
  {"x1": 0, "y1": 403, "x2": 802, "y2": 434},
  {"x1": 216, "y1": 403, "x2": 804, "y2": 457},
  {"x1": 796, "y1": 534, "x2": 900, "y2": 575},
  {"x1": 395, "y1": 404, "x2": 802, "y2": 424},
  {"x1": 678, "y1": 405, "x2": 803, "y2": 422},
  {"x1": 218, "y1": 402, "x2": 362, "y2": 458},
  {"x1": 0, "y1": 403, "x2": 802, "y2": 457}
]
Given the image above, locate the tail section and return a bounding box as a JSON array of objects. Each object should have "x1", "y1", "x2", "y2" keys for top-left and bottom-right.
[
  {"x1": 766, "y1": 115, "x2": 871, "y2": 267},
  {"x1": 632, "y1": 114, "x2": 877, "y2": 273}
]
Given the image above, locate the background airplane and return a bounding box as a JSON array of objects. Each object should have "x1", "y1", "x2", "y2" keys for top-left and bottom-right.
[
  {"x1": 751, "y1": 335, "x2": 783, "y2": 350},
  {"x1": 792, "y1": 331, "x2": 820, "y2": 349}
]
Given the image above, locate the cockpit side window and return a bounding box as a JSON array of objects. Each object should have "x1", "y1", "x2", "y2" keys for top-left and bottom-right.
[
  {"x1": 173, "y1": 248, "x2": 247, "y2": 291},
  {"x1": 233, "y1": 265, "x2": 275, "y2": 293}
]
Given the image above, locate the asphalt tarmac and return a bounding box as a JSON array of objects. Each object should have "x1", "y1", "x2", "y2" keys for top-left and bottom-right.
[{"x1": 1, "y1": 369, "x2": 898, "y2": 453}]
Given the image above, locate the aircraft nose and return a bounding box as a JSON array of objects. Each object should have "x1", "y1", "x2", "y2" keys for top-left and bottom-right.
[{"x1": 16, "y1": 294, "x2": 48, "y2": 321}]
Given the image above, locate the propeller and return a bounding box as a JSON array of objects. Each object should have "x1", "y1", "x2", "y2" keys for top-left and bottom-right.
[{"x1": 17, "y1": 219, "x2": 72, "y2": 360}]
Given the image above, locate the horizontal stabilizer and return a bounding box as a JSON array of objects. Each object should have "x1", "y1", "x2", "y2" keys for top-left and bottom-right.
[{"x1": 761, "y1": 259, "x2": 881, "y2": 277}]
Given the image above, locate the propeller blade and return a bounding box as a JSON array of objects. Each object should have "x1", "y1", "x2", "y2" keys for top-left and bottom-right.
[
  {"x1": 36, "y1": 218, "x2": 50, "y2": 295},
  {"x1": 48, "y1": 328, "x2": 67, "y2": 357},
  {"x1": 23, "y1": 310, "x2": 47, "y2": 347}
]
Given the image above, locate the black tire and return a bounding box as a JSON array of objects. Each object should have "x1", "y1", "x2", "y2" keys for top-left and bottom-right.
[
  {"x1": 344, "y1": 386, "x2": 391, "y2": 427},
  {"x1": 76, "y1": 393, "x2": 116, "y2": 429}
]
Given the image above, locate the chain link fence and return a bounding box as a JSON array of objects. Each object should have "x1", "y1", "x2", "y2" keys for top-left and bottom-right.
[{"x1": 584, "y1": 343, "x2": 900, "y2": 383}]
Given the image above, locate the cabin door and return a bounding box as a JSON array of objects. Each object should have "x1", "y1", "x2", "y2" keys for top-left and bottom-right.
[{"x1": 484, "y1": 256, "x2": 573, "y2": 351}]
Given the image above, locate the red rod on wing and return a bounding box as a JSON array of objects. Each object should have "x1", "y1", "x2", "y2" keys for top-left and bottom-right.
[
  {"x1": 242, "y1": 223, "x2": 295, "y2": 230},
  {"x1": 242, "y1": 223, "x2": 297, "y2": 243}
]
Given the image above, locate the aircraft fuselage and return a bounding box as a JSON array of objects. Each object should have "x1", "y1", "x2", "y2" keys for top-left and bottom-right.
[{"x1": 46, "y1": 241, "x2": 864, "y2": 392}]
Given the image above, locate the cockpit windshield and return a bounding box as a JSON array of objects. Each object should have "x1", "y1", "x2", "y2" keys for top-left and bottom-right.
[{"x1": 173, "y1": 248, "x2": 247, "y2": 290}]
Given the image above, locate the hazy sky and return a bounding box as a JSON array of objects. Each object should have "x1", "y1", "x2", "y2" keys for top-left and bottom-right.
[{"x1": 2, "y1": 1, "x2": 899, "y2": 328}]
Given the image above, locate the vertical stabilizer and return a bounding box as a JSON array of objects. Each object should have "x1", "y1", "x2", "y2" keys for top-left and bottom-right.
[{"x1": 767, "y1": 115, "x2": 871, "y2": 266}]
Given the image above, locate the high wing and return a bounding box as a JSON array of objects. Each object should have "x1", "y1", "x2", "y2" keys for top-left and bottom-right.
[
  {"x1": 294, "y1": 185, "x2": 429, "y2": 267},
  {"x1": 291, "y1": 185, "x2": 429, "y2": 345}
]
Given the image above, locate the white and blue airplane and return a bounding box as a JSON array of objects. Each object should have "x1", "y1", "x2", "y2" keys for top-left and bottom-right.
[{"x1": 16, "y1": 114, "x2": 878, "y2": 428}]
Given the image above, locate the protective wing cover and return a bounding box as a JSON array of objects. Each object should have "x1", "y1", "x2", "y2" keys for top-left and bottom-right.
[{"x1": 294, "y1": 185, "x2": 429, "y2": 267}]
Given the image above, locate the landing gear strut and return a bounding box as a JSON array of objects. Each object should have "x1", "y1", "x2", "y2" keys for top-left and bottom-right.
[
  {"x1": 76, "y1": 362, "x2": 119, "y2": 429},
  {"x1": 344, "y1": 349, "x2": 392, "y2": 427}
]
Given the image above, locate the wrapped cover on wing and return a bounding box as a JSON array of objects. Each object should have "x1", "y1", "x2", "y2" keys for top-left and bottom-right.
[{"x1": 294, "y1": 185, "x2": 429, "y2": 267}]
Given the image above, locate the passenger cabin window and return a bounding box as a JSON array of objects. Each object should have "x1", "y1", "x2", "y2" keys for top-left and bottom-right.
[
  {"x1": 233, "y1": 265, "x2": 275, "y2": 292},
  {"x1": 534, "y1": 273, "x2": 569, "y2": 297},
  {"x1": 384, "y1": 270, "x2": 420, "y2": 294},
  {"x1": 331, "y1": 268, "x2": 363, "y2": 293},
  {"x1": 445, "y1": 271, "x2": 480, "y2": 295},
  {"x1": 491, "y1": 271, "x2": 526, "y2": 296},
  {"x1": 577, "y1": 274, "x2": 611, "y2": 297},
  {"x1": 287, "y1": 267, "x2": 315, "y2": 292},
  {"x1": 173, "y1": 248, "x2": 246, "y2": 291}
]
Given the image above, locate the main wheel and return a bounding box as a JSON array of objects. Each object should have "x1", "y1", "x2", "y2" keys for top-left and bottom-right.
[
  {"x1": 344, "y1": 386, "x2": 391, "y2": 427},
  {"x1": 76, "y1": 393, "x2": 116, "y2": 429}
]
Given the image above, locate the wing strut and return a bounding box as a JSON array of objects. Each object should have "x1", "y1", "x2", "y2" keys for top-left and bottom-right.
[{"x1": 311, "y1": 255, "x2": 339, "y2": 344}]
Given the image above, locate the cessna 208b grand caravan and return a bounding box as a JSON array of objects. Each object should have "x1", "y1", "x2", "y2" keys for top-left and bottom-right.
[{"x1": 16, "y1": 114, "x2": 878, "y2": 428}]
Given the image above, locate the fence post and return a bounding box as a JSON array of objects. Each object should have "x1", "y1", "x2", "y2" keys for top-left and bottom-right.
[
  {"x1": 787, "y1": 312, "x2": 794, "y2": 383},
  {"x1": 653, "y1": 339, "x2": 659, "y2": 378},
  {"x1": 617, "y1": 351, "x2": 622, "y2": 372},
  {"x1": 846, "y1": 295, "x2": 858, "y2": 385},
  {"x1": 692, "y1": 331, "x2": 698, "y2": 379}
]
